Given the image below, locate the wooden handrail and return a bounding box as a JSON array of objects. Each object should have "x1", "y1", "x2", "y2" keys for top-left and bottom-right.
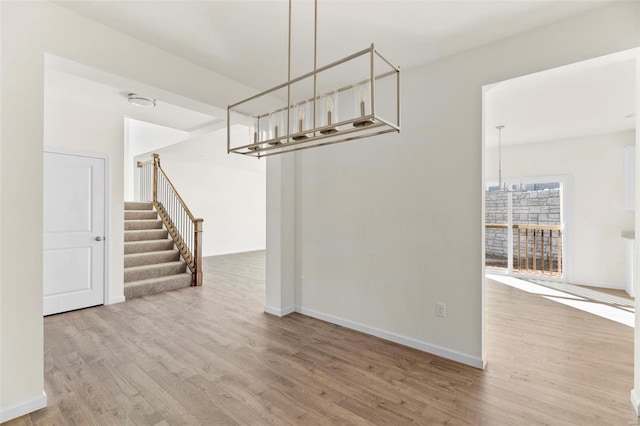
[
  {"x1": 514, "y1": 224, "x2": 561, "y2": 231},
  {"x1": 153, "y1": 154, "x2": 198, "y2": 223},
  {"x1": 486, "y1": 223, "x2": 562, "y2": 231}
]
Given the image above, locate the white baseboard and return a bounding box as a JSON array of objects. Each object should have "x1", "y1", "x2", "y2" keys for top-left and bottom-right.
[
  {"x1": 107, "y1": 296, "x2": 125, "y2": 305},
  {"x1": 0, "y1": 391, "x2": 47, "y2": 423},
  {"x1": 263, "y1": 304, "x2": 295, "y2": 317},
  {"x1": 631, "y1": 389, "x2": 640, "y2": 416},
  {"x1": 296, "y1": 306, "x2": 484, "y2": 369}
]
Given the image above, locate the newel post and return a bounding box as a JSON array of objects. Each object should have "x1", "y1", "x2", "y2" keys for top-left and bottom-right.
[
  {"x1": 194, "y1": 218, "x2": 204, "y2": 286},
  {"x1": 152, "y1": 153, "x2": 160, "y2": 203}
]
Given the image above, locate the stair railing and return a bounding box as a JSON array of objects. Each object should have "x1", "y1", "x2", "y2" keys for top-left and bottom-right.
[
  {"x1": 485, "y1": 223, "x2": 562, "y2": 276},
  {"x1": 513, "y1": 224, "x2": 562, "y2": 276},
  {"x1": 137, "y1": 154, "x2": 203, "y2": 286}
]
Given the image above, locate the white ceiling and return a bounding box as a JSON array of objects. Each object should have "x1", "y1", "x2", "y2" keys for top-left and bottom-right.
[
  {"x1": 51, "y1": 1, "x2": 635, "y2": 145},
  {"x1": 55, "y1": 0, "x2": 620, "y2": 91},
  {"x1": 45, "y1": 69, "x2": 217, "y2": 132},
  {"x1": 485, "y1": 50, "x2": 637, "y2": 148}
]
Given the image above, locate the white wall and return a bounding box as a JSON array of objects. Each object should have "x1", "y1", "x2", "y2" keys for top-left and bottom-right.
[
  {"x1": 44, "y1": 95, "x2": 126, "y2": 305},
  {"x1": 128, "y1": 119, "x2": 188, "y2": 157},
  {"x1": 135, "y1": 128, "x2": 266, "y2": 256},
  {"x1": 0, "y1": 1, "x2": 258, "y2": 421},
  {"x1": 276, "y1": 2, "x2": 640, "y2": 369},
  {"x1": 124, "y1": 118, "x2": 188, "y2": 201},
  {"x1": 486, "y1": 130, "x2": 635, "y2": 289}
]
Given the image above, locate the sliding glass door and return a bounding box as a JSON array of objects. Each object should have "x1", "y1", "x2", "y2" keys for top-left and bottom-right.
[{"x1": 485, "y1": 179, "x2": 564, "y2": 277}]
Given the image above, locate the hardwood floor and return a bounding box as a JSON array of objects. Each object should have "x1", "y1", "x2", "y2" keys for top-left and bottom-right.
[
  {"x1": 5, "y1": 251, "x2": 637, "y2": 425},
  {"x1": 588, "y1": 286, "x2": 632, "y2": 300}
]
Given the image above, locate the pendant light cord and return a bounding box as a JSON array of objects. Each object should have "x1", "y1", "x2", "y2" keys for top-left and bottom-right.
[
  {"x1": 497, "y1": 125, "x2": 504, "y2": 191},
  {"x1": 286, "y1": 0, "x2": 319, "y2": 137},
  {"x1": 312, "y1": 0, "x2": 318, "y2": 134},
  {"x1": 286, "y1": 0, "x2": 292, "y2": 142}
]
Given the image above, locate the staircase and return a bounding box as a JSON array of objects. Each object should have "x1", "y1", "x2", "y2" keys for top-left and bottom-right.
[{"x1": 124, "y1": 201, "x2": 192, "y2": 299}]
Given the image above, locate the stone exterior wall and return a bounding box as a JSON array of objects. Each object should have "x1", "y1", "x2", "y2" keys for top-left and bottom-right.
[
  {"x1": 512, "y1": 189, "x2": 561, "y2": 225},
  {"x1": 485, "y1": 192, "x2": 508, "y2": 260},
  {"x1": 486, "y1": 189, "x2": 560, "y2": 261}
]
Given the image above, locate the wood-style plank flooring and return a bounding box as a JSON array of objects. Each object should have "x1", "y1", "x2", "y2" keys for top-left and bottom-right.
[{"x1": 5, "y1": 251, "x2": 637, "y2": 425}]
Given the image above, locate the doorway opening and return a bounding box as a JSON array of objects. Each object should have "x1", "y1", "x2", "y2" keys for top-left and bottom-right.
[{"x1": 481, "y1": 48, "x2": 637, "y2": 415}]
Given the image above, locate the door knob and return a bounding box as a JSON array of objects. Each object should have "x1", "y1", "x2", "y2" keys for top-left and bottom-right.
[{"x1": 95, "y1": 236, "x2": 103, "y2": 241}]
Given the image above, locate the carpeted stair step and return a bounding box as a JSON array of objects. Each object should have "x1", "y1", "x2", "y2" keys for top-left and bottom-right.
[
  {"x1": 123, "y1": 200, "x2": 195, "y2": 300},
  {"x1": 124, "y1": 273, "x2": 192, "y2": 299},
  {"x1": 124, "y1": 261, "x2": 187, "y2": 282},
  {"x1": 125, "y1": 239, "x2": 175, "y2": 254},
  {"x1": 124, "y1": 250, "x2": 180, "y2": 268},
  {"x1": 125, "y1": 219, "x2": 163, "y2": 231},
  {"x1": 125, "y1": 210, "x2": 158, "y2": 220},
  {"x1": 124, "y1": 229, "x2": 168, "y2": 242},
  {"x1": 124, "y1": 201, "x2": 153, "y2": 211}
]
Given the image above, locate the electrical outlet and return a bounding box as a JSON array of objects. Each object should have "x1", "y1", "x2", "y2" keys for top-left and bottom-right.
[{"x1": 436, "y1": 302, "x2": 446, "y2": 318}]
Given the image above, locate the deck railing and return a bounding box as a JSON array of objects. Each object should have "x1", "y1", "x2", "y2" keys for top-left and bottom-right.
[
  {"x1": 137, "y1": 154, "x2": 203, "y2": 286},
  {"x1": 486, "y1": 223, "x2": 562, "y2": 276}
]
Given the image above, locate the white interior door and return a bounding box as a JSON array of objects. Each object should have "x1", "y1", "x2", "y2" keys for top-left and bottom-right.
[{"x1": 43, "y1": 151, "x2": 106, "y2": 315}]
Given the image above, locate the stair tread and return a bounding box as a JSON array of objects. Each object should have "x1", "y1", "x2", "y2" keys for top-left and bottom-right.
[
  {"x1": 124, "y1": 248, "x2": 180, "y2": 268},
  {"x1": 125, "y1": 239, "x2": 171, "y2": 244},
  {"x1": 124, "y1": 219, "x2": 163, "y2": 231},
  {"x1": 125, "y1": 239, "x2": 173, "y2": 248},
  {"x1": 124, "y1": 229, "x2": 166, "y2": 233},
  {"x1": 125, "y1": 210, "x2": 158, "y2": 220},
  {"x1": 125, "y1": 234, "x2": 167, "y2": 240},
  {"x1": 124, "y1": 273, "x2": 192, "y2": 299},
  {"x1": 124, "y1": 239, "x2": 174, "y2": 255},
  {"x1": 124, "y1": 272, "x2": 191, "y2": 285},
  {"x1": 124, "y1": 202, "x2": 154, "y2": 210},
  {"x1": 124, "y1": 261, "x2": 185, "y2": 271},
  {"x1": 124, "y1": 249, "x2": 177, "y2": 258}
]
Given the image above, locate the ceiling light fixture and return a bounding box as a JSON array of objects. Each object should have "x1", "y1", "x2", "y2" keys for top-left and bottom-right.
[
  {"x1": 227, "y1": 0, "x2": 401, "y2": 158},
  {"x1": 128, "y1": 93, "x2": 156, "y2": 108}
]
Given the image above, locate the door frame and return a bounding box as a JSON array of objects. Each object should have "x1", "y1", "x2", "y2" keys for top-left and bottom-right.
[
  {"x1": 484, "y1": 174, "x2": 573, "y2": 284},
  {"x1": 480, "y1": 47, "x2": 639, "y2": 385},
  {"x1": 43, "y1": 146, "x2": 110, "y2": 310}
]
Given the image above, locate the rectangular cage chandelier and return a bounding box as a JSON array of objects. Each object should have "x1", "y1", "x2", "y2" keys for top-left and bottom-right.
[{"x1": 227, "y1": 0, "x2": 401, "y2": 158}]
